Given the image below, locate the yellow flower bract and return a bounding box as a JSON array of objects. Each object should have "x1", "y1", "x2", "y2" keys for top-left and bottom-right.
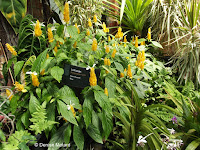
[
  {"x1": 88, "y1": 18, "x2": 92, "y2": 27},
  {"x1": 127, "y1": 64, "x2": 132, "y2": 78},
  {"x1": 34, "y1": 20, "x2": 42, "y2": 37},
  {"x1": 5, "y1": 43, "x2": 17, "y2": 56},
  {"x1": 47, "y1": 28, "x2": 54, "y2": 43},
  {"x1": 31, "y1": 74, "x2": 40, "y2": 87},
  {"x1": 89, "y1": 67, "x2": 97, "y2": 86},
  {"x1": 14, "y1": 81, "x2": 27, "y2": 93},
  {"x1": 92, "y1": 38, "x2": 97, "y2": 51},
  {"x1": 104, "y1": 88, "x2": 108, "y2": 96},
  {"x1": 135, "y1": 50, "x2": 145, "y2": 70},
  {"x1": 63, "y1": 2, "x2": 70, "y2": 24},
  {"x1": 93, "y1": 15, "x2": 97, "y2": 23}
]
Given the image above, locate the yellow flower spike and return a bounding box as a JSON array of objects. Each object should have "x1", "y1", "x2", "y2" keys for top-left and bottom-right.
[
  {"x1": 127, "y1": 64, "x2": 132, "y2": 78},
  {"x1": 112, "y1": 37, "x2": 114, "y2": 40},
  {"x1": 75, "y1": 23, "x2": 80, "y2": 34},
  {"x1": 141, "y1": 41, "x2": 145, "y2": 46},
  {"x1": 105, "y1": 45, "x2": 110, "y2": 53},
  {"x1": 40, "y1": 69, "x2": 45, "y2": 76},
  {"x1": 135, "y1": 36, "x2": 138, "y2": 48},
  {"x1": 6, "y1": 89, "x2": 13, "y2": 101},
  {"x1": 106, "y1": 28, "x2": 109, "y2": 33},
  {"x1": 132, "y1": 36, "x2": 135, "y2": 43},
  {"x1": 89, "y1": 67, "x2": 97, "y2": 86},
  {"x1": 112, "y1": 43, "x2": 116, "y2": 47},
  {"x1": 147, "y1": 27, "x2": 151, "y2": 40},
  {"x1": 86, "y1": 29, "x2": 90, "y2": 36},
  {"x1": 107, "y1": 59, "x2": 111, "y2": 66},
  {"x1": 5, "y1": 43, "x2": 17, "y2": 56},
  {"x1": 73, "y1": 41, "x2": 77, "y2": 48},
  {"x1": 104, "y1": 88, "x2": 108, "y2": 96},
  {"x1": 34, "y1": 20, "x2": 42, "y2": 37},
  {"x1": 63, "y1": 2, "x2": 70, "y2": 24},
  {"x1": 46, "y1": 53, "x2": 49, "y2": 59},
  {"x1": 120, "y1": 72, "x2": 124, "y2": 78},
  {"x1": 88, "y1": 18, "x2": 92, "y2": 27},
  {"x1": 112, "y1": 49, "x2": 117, "y2": 58},
  {"x1": 108, "y1": 36, "x2": 111, "y2": 42},
  {"x1": 93, "y1": 14, "x2": 97, "y2": 23},
  {"x1": 14, "y1": 81, "x2": 27, "y2": 93},
  {"x1": 54, "y1": 46, "x2": 58, "y2": 53},
  {"x1": 102, "y1": 22, "x2": 107, "y2": 33},
  {"x1": 47, "y1": 28, "x2": 54, "y2": 43},
  {"x1": 104, "y1": 58, "x2": 108, "y2": 66},
  {"x1": 31, "y1": 73, "x2": 40, "y2": 87},
  {"x1": 92, "y1": 38, "x2": 97, "y2": 51},
  {"x1": 124, "y1": 68, "x2": 127, "y2": 72},
  {"x1": 124, "y1": 36, "x2": 127, "y2": 43}
]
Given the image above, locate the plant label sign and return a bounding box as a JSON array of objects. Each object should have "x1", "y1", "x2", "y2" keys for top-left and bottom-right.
[{"x1": 62, "y1": 64, "x2": 100, "y2": 88}]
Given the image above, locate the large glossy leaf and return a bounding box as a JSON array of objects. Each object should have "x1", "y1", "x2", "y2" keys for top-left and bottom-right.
[
  {"x1": 31, "y1": 49, "x2": 48, "y2": 73},
  {"x1": 73, "y1": 125, "x2": 84, "y2": 150},
  {"x1": 102, "y1": 110, "x2": 113, "y2": 139},
  {"x1": 83, "y1": 94, "x2": 93, "y2": 128},
  {"x1": 29, "y1": 94, "x2": 40, "y2": 114},
  {"x1": 86, "y1": 124, "x2": 103, "y2": 144},
  {"x1": 50, "y1": 66, "x2": 64, "y2": 83},
  {"x1": 57, "y1": 100, "x2": 78, "y2": 125},
  {"x1": 14, "y1": 61, "x2": 24, "y2": 77},
  {"x1": 58, "y1": 85, "x2": 81, "y2": 109},
  {"x1": 0, "y1": 0, "x2": 27, "y2": 33}
]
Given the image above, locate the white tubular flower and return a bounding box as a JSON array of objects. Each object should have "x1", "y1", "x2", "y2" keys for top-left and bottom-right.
[
  {"x1": 168, "y1": 128, "x2": 175, "y2": 134},
  {"x1": 67, "y1": 100, "x2": 75, "y2": 110},
  {"x1": 137, "y1": 136, "x2": 147, "y2": 147},
  {"x1": 86, "y1": 64, "x2": 96, "y2": 70},
  {"x1": 26, "y1": 71, "x2": 37, "y2": 75}
]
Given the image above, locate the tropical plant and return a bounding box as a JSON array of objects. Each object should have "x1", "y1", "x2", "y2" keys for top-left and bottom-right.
[
  {"x1": 161, "y1": 80, "x2": 200, "y2": 150},
  {"x1": 0, "y1": 0, "x2": 27, "y2": 33},
  {"x1": 170, "y1": 0, "x2": 200, "y2": 87},
  {"x1": 49, "y1": 0, "x2": 103, "y2": 28},
  {"x1": 103, "y1": 0, "x2": 153, "y2": 35}
]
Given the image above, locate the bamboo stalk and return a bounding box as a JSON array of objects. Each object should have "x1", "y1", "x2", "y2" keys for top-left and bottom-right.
[{"x1": 0, "y1": 40, "x2": 14, "y2": 85}]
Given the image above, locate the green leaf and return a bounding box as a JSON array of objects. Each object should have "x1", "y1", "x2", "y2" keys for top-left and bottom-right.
[
  {"x1": 10, "y1": 94, "x2": 20, "y2": 113},
  {"x1": 64, "y1": 124, "x2": 72, "y2": 144},
  {"x1": 36, "y1": 88, "x2": 41, "y2": 99},
  {"x1": 48, "y1": 124, "x2": 68, "y2": 150},
  {"x1": 186, "y1": 138, "x2": 200, "y2": 150},
  {"x1": 31, "y1": 49, "x2": 48, "y2": 73},
  {"x1": 0, "y1": 0, "x2": 27, "y2": 33},
  {"x1": 29, "y1": 94, "x2": 40, "y2": 114},
  {"x1": 21, "y1": 111, "x2": 30, "y2": 129},
  {"x1": 0, "y1": 129, "x2": 6, "y2": 142},
  {"x1": 83, "y1": 94, "x2": 93, "y2": 128},
  {"x1": 56, "y1": 25, "x2": 64, "y2": 37},
  {"x1": 73, "y1": 125, "x2": 84, "y2": 150},
  {"x1": 50, "y1": 66, "x2": 64, "y2": 83},
  {"x1": 114, "y1": 62, "x2": 124, "y2": 73},
  {"x1": 151, "y1": 41, "x2": 163, "y2": 49},
  {"x1": 14, "y1": 61, "x2": 24, "y2": 77},
  {"x1": 56, "y1": 53, "x2": 68, "y2": 64},
  {"x1": 57, "y1": 100, "x2": 78, "y2": 125},
  {"x1": 105, "y1": 75, "x2": 116, "y2": 98},
  {"x1": 86, "y1": 124, "x2": 103, "y2": 144},
  {"x1": 66, "y1": 26, "x2": 79, "y2": 39},
  {"x1": 102, "y1": 110, "x2": 113, "y2": 140},
  {"x1": 18, "y1": 142, "x2": 29, "y2": 150},
  {"x1": 58, "y1": 86, "x2": 81, "y2": 109}
]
